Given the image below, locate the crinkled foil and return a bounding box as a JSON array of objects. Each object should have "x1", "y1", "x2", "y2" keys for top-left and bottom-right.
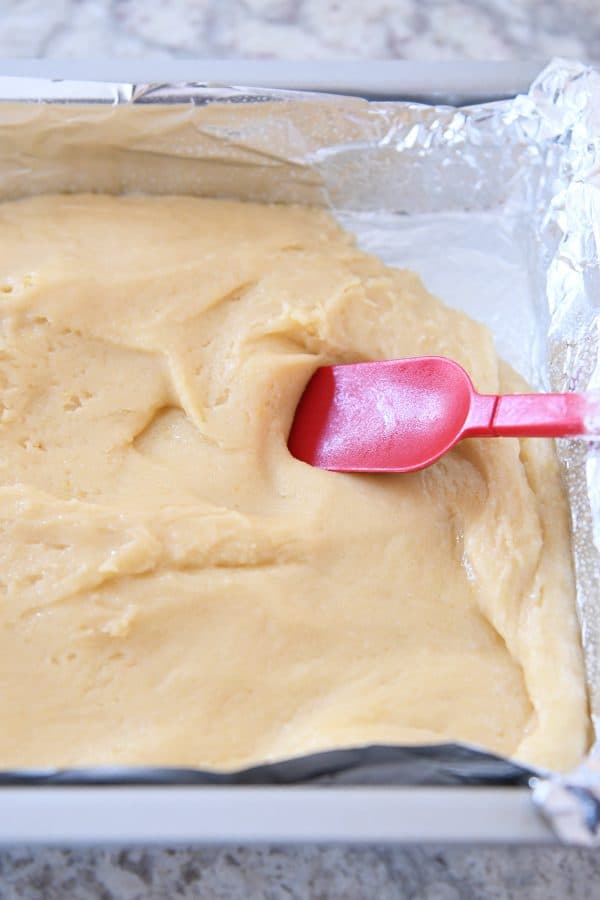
[{"x1": 0, "y1": 59, "x2": 599, "y2": 844}]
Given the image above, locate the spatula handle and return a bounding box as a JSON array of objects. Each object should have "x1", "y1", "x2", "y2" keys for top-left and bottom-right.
[{"x1": 464, "y1": 392, "x2": 598, "y2": 439}]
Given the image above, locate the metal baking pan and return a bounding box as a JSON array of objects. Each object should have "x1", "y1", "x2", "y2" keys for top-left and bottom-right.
[
  {"x1": 0, "y1": 59, "x2": 586, "y2": 845},
  {"x1": 3, "y1": 58, "x2": 542, "y2": 103}
]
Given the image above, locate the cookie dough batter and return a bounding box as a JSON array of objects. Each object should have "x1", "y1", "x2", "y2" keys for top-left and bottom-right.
[{"x1": 0, "y1": 194, "x2": 589, "y2": 771}]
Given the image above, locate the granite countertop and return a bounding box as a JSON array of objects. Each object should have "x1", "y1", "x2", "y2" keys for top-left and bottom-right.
[
  {"x1": 1, "y1": 1, "x2": 600, "y2": 898},
  {"x1": 1, "y1": 0, "x2": 598, "y2": 61},
  {"x1": 2, "y1": 843, "x2": 600, "y2": 899}
]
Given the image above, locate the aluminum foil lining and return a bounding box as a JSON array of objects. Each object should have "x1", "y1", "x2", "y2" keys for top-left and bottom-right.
[{"x1": 0, "y1": 58, "x2": 599, "y2": 844}]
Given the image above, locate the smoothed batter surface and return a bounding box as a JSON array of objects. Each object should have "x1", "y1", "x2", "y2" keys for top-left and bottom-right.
[{"x1": 0, "y1": 194, "x2": 589, "y2": 771}]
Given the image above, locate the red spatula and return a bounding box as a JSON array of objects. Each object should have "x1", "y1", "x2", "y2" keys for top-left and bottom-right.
[{"x1": 288, "y1": 357, "x2": 597, "y2": 473}]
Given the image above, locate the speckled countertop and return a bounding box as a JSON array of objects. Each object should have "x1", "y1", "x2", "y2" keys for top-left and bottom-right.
[
  {"x1": 2, "y1": 844, "x2": 600, "y2": 899},
  {"x1": 1, "y1": 0, "x2": 599, "y2": 60},
  {"x1": 1, "y1": 1, "x2": 600, "y2": 898}
]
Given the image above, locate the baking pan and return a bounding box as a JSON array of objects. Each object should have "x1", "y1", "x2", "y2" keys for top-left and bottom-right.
[
  {"x1": 2, "y1": 58, "x2": 542, "y2": 103},
  {"x1": 0, "y1": 58, "x2": 596, "y2": 846}
]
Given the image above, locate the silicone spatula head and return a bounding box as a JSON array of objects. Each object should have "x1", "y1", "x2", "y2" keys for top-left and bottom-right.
[{"x1": 288, "y1": 357, "x2": 475, "y2": 473}]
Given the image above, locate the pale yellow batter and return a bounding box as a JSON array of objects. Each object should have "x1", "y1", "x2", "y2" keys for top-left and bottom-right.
[{"x1": 0, "y1": 194, "x2": 589, "y2": 771}]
